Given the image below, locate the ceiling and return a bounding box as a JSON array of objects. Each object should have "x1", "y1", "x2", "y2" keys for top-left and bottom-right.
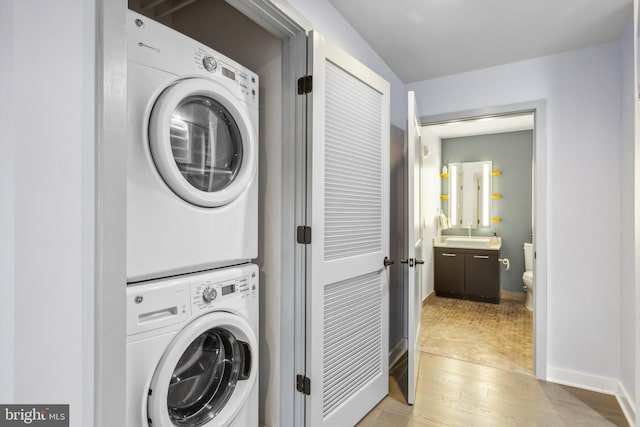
[
  {"x1": 426, "y1": 113, "x2": 534, "y2": 139},
  {"x1": 327, "y1": 0, "x2": 633, "y2": 83}
]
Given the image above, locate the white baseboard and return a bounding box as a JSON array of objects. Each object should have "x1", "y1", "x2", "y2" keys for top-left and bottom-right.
[
  {"x1": 547, "y1": 367, "x2": 635, "y2": 427},
  {"x1": 616, "y1": 381, "x2": 636, "y2": 427},
  {"x1": 547, "y1": 367, "x2": 619, "y2": 393},
  {"x1": 388, "y1": 338, "x2": 407, "y2": 368},
  {"x1": 501, "y1": 290, "x2": 525, "y2": 302},
  {"x1": 422, "y1": 290, "x2": 435, "y2": 305}
]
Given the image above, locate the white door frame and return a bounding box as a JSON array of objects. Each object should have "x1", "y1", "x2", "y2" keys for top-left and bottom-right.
[
  {"x1": 421, "y1": 100, "x2": 547, "y2": 379},
  {"x1": 95, "y1": 1, "x2": 127, "y2": 425},
  {"x1": 96, "y1": 1, "x2": 311, "y2": 425}
]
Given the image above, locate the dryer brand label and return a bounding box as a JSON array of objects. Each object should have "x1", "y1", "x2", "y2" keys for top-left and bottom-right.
[
  {"x1": 0, "y1": 405, "x2": 68, "y2": 426},
  {"x1": 137, "y1": 41, "x2": 160, "y2": 53}
]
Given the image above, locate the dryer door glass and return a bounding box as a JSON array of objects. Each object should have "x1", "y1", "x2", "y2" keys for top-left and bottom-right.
[
  {"x1": 169, "y1": 96, "x2": 243, "y2": 193},
  {"x1": 167, "y1": 327, "x2": 250, "y2": 427}
]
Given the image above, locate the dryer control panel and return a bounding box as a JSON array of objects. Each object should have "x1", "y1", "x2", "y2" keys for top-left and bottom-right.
[
  {"x1": 194, "y1": 48, "x2": 258, "y2": 107},
  {"x1": 128, "y1": 10, "x2": 259, "y2": 108}
]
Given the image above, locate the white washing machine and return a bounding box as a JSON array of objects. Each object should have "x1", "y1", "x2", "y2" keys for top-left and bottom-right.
[
  {"x1": 127, "y1": 10, "x2": 259, "y2": 283},
  {"x1": 126, "y1": 263, "x2": 259, "y2": 427}
]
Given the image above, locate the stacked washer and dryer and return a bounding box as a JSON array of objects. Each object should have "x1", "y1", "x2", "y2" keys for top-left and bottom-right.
[{"x1": 126, "y1": 10, "x2": 259, "y2": 427}]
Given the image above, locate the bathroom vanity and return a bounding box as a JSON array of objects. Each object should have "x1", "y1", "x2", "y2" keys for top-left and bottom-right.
[{"x1": 433, "y1": 237, "x2": 501, "y2": 304}]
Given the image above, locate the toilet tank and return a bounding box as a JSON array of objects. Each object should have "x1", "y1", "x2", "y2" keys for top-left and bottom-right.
[{"x1": 523, "y1": 243, "x2": 533, "y2": 272}]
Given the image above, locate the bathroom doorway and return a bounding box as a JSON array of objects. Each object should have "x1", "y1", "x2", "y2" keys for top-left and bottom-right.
[{"x1": 419, "y1": 105, "x2": 545, "y2": 378}]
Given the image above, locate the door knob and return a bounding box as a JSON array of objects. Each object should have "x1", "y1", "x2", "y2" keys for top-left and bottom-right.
[
  {"x1": 400, "y1": 259, "x2": 409, "y2": 264},
  {"x1": 415, "y1": 259, "x2": 425, "y2": 265},
  {"x1": 383, "y1": 256, "x2": 394, "y2": 267}
]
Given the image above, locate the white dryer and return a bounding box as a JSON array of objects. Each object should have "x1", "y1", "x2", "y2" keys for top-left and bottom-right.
[
  {"x1": 126, "y1": 263, "x2": 258, "y2": 427},
  {"x1": 127, "y1": 10, "x2": 259, "y2": 282}
]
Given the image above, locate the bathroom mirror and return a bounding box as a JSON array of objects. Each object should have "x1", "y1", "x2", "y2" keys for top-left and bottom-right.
[{"x1": 447, "y1": 161, "x2": 492, "y2": 229}]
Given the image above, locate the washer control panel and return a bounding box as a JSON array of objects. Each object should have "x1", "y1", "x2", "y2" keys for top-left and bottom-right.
[
  {"x1": 202, "y1": 286, "x2": 217, "y2": 303},
  {"x1": 192, "y1": 270, "x2": 257, "y2": 311}
]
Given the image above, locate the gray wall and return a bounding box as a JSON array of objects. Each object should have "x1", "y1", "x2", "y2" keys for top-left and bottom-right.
[
  {"x1": 442, "y1": 130, "x2": 533, "y2": 292},
  {"x1": 389, "y1": 125, "x2": 405, "y2": 357},
  {"x1": 421, "y1": 127, "x2": 443, "y2": 299}
]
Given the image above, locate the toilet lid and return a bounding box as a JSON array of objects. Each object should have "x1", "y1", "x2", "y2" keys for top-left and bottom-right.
[{"x1": 523, "y1": 271, "x2": 533, "y2": 280}]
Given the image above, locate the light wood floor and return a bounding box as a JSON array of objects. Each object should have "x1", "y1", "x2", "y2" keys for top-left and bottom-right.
[{"x1": 358, "y1": 297, "x2": 629, "y2": 426}]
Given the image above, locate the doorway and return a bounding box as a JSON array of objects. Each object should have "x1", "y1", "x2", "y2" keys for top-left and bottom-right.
[
  {"x1": 128, "y1": 1, "x2": 288, "y2": 423},
  {"x1": 98, "y1": 2, "x2": 393, "y2": 426},
  {"x1": 96, "y1": 1, "x2": 309, "y2": 426},
  {"x1": 419, "y1": 104, "x2": 547, "y2": 379}
]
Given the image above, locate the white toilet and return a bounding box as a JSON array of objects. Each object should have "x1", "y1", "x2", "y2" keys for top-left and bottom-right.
[{"x1": 523, "y1": 243, "x2": 534, "y2": 311}]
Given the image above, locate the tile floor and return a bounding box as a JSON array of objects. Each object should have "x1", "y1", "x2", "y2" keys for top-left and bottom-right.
[
  {"x1": 357, "y1": 295, "x2": 629, "y2": 426},
  {"x1": 421, "y1": 295, "x2": 533, "y2": 374}
]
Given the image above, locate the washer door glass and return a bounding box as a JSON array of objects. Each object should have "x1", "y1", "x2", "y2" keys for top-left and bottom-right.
[
  {"x1": 170, "y1": 96, "x2": 243, "y2": 193},
  {"x1": 168, "y1": 328, "x2": 251, "y2": 427}
]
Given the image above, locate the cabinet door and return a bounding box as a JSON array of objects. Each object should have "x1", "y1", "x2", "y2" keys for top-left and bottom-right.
[
  {"x1": 434, "y1": 249, "x2": 464, "y2": 297},
  {"x1": 465, "y1": 252, "x2": 500, "y2": 302}
]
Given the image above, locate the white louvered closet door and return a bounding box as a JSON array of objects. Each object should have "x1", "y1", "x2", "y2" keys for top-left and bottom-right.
[{"x1": 306, "y1": 31, "x2": 390, "y2": 427}]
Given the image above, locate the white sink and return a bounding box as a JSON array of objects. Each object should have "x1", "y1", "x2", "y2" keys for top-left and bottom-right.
[
  {"x1": 434, "y1": 236, "x2": 501, "y2": 249},
  {"x1": 446, "y1": 237, "x2": 491, "y2": 247}
]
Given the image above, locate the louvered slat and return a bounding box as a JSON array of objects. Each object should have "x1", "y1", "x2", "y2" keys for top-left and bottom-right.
[
  {"x1": 323, "y1": 59, "x2": 383, "y2": 261},
  {"x1": 322, "y1": 272, "x2": 382, "y2": 418}
]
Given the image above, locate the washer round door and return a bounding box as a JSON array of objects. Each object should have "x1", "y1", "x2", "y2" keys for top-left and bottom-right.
[
  {"x1": 147, "y1": 312, "x2": 257, "y2": 427},
  {"x1": 148, "y1": 77, "x2": 257, "y2": 208}
]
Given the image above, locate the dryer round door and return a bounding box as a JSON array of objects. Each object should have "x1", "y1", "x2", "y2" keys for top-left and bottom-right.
[
  {"x1": 147, "y1": 312, "x2": 257, "y2": 427},
  {"x1": 148, "y1": 77, "x2": 257, "y2": 208}
]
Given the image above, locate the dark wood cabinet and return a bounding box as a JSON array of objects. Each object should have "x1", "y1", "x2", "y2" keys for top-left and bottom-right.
[
  {"x1": 434, "y1": 247, "x2": 500, "y2": 303},
  {"x1": 433, "y1": 249, "x2": 464, "y2": 297},
  {"x1": 464, "y1": 251, "x2": 500, "y2": 302}
]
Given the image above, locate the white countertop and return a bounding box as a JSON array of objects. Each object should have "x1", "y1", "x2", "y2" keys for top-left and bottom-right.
[{"x1": 433, "y1": 235, "x2": 502, "y2": 250}]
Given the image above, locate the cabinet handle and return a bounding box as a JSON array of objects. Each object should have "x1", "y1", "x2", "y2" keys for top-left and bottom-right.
[
  {"x1": 383, "y1": 256, "x2": 394, "y2": 267},
  {"x1": 400, "y1": 259, "x2": 409, "y2": 263},
  {"x1": 415, "y1": 259, "x2": 424, "y2": 265},
  {"x1": 474, "y1": 255, "x2": 490, "y2": 259},
  {"x1": 441, "y1": 253, "x2": 456, "y2": 257}
]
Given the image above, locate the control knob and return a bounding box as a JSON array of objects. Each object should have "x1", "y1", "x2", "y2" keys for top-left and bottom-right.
[
  {"x1": 202, "y1": 56, "x2": 217, "y2": 72},
  {"x1": 202, "y1": 286, "x2": 217, "y2": 303}
]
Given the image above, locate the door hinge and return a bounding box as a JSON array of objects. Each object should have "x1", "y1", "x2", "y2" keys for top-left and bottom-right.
[
  {"x1": 296, "y1": 225, "x2": 312, "y2": 244},
  {"x1": 296, "y1": 374, "x2": 311, "y2": 395},
  {"x1": 297, "y1": 75, "x2": 312, "y2": 95}
]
